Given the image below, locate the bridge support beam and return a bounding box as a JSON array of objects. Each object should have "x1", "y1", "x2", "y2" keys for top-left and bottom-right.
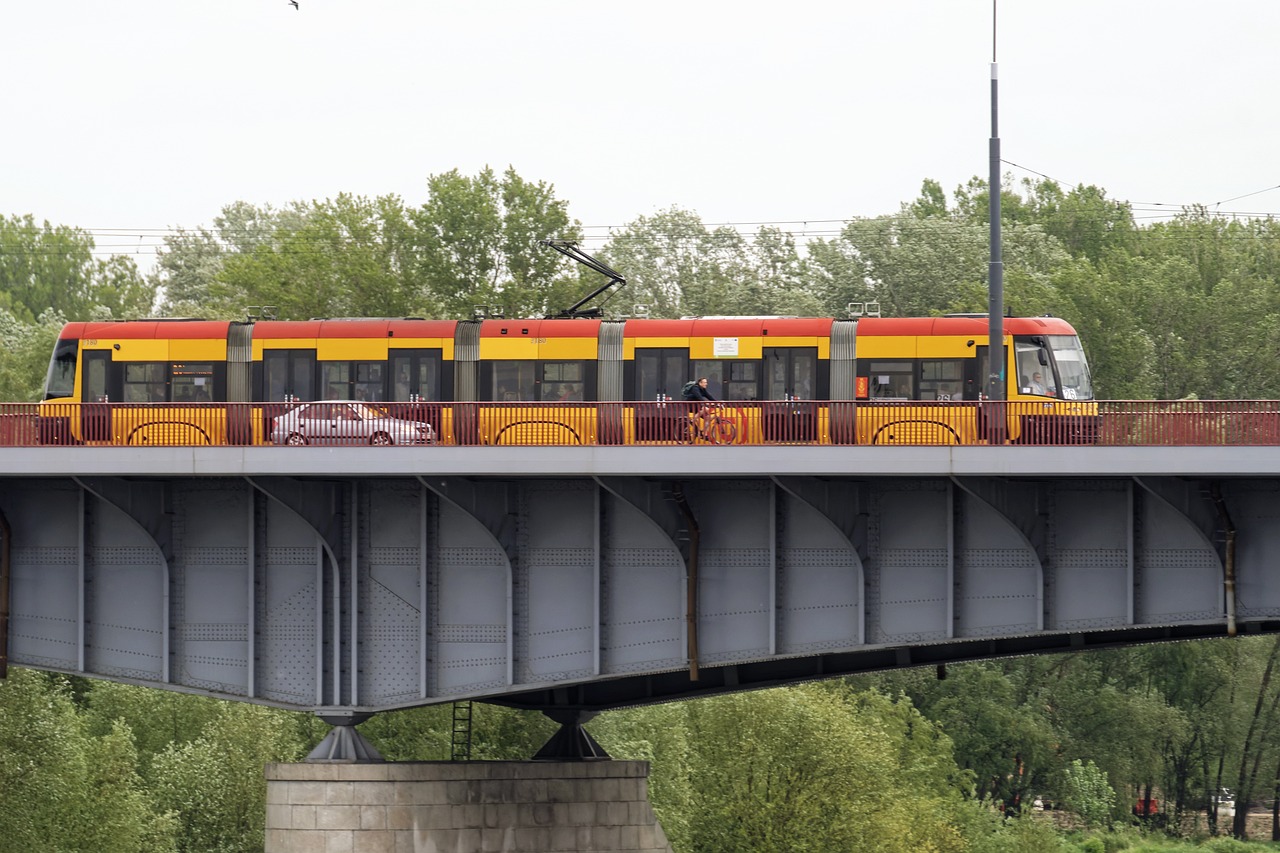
[
  {"x1": 533, "y1": 710, "x2": 611, "y2": 761},
  {"x1": 264, "y1": 760, "x2": 673, "y2": 852},
  {"x1": 304, "y1": 713, "x2": 384, "y2": 763}
]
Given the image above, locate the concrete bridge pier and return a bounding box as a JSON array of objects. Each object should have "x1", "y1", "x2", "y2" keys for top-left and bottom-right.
[{"x1": 264, "y1": 758, "x2": 674, "y2": 853}]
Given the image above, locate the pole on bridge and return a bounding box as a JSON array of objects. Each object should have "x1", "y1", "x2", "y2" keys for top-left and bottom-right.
[{"x1": 987, "y1": 0, "x2": 1006, "y2": 406}]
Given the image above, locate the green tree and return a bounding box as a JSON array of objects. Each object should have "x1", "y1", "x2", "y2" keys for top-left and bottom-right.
[
  {"x1": 411, "y1": 166, "x2": 582, "y2": 319},
  {"x1": 0, "y1": 669, "x2": 176, "y2": 852},
  {"x1": 600, "y1": 208, "x2": 819, "y2": 318},
  {"x1": 1023, "y1": 181, "x2": 1137, "y2": 264},
  {"x1": 0, "y1": 309, "x2": 66, "y2": 401},
  {"x1": 150, "y1": 702, "x2": 307, "y2": 853},
  {"x1": 1061, "y1": 759, "x2": 1116, "y2": 829},
  {"x1": 217, "y1": 194, "x2": 431, "y2": 321},
  {"x1": 674, "y1": 685, "x2": 969, "y2": 853},
  {"x1": 868, "y1": 662, "x2": 1058, "y2": 811},
  {"x1": 806, "y1": 206, "x2": 1070, "y2": 320},
  {"x1": 0, "y1": 215, "x2": 156, "y2": 322},
  {"x1": 82, "y1": 680, "x2": 228, "y2": 777}
]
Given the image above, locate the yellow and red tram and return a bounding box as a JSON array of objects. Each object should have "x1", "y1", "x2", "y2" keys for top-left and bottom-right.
[{"x1": 38, "y1": 314, "x2": 1097, "y2": 446}]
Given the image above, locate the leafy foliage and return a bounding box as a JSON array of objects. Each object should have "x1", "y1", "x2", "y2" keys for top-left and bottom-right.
[
  {"x1": 149, "y1": 703, "x2": 306, "y2": 853},
  {"x1": 0, "y1": 670, "x2": 176, "y2": 852},
  {"x1": 0, "y1": 215, "x2": 156, "y2": 323},
  {"x1": 1062, "y1": 759, "x2": 1117, "y2": 829}
]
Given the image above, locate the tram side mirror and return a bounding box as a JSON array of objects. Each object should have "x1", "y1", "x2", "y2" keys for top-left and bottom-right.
[{"x1": 1038, "y1": 350, "x2": 1049, "y2": 366}]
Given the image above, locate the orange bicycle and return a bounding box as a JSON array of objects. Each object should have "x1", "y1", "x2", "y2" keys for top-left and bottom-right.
[{"x1": 684, "y1": 406, "x2": 738, "y2": 445}]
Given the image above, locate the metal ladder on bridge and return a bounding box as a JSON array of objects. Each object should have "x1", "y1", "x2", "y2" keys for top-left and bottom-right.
[{"x1": 450, "y1": 700, "x2": 473, "y2": 761}]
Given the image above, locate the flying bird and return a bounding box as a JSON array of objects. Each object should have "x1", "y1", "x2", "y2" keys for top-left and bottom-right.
[{"x1": 289, "y1": 0, "x2": 299, "y2": 8}]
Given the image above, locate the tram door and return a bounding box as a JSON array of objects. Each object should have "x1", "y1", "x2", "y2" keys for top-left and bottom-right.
[
  {"x1": 263, "y1": 350, "x2": 316, "y2": 403},
  {"x1": 635, "y1": 347, "x2": 688, "y2": 441},
  {"x1": 81, "y1": 350, "x2": 114, "y2": 441},
  {"x1": 764, "y1": 347, "x2": 818, "y2": 442},
  {"x1": 391, "y1": 350, "x2": 443, "y2": 433}
]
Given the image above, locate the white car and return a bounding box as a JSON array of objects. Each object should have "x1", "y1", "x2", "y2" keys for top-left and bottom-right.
[{"x1": 270, "y1": 401, "x2": 436, "y2": 446}]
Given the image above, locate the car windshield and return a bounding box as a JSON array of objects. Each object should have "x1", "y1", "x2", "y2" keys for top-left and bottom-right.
[{"x1": 1046, "y1": 335, "x2": 1094, "y2": 401}]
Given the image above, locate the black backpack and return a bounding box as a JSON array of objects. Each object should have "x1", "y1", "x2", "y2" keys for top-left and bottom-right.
[{"x1": 681, "y1": 381, "x2": 699, "y2": 400}]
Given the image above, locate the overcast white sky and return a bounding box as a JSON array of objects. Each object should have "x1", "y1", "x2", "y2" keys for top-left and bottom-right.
[{"x1": 3, "y1": 1, "x2": 1279, "y2": 260}]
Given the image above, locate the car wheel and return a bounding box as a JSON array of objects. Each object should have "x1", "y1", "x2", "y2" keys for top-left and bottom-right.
[
  {"x1": 370, "y1": 432, "x2": 394, "y2": 446},
  {"x1": 285, "y1": 433, "x2": 308, "y2": 446}
]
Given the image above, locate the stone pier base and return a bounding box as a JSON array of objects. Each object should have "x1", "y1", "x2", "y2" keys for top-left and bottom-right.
[{"x1": 264, "y1": 760, "x2": 674, "y2": 853}]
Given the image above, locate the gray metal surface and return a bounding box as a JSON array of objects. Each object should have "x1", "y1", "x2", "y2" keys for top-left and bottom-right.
[{"x1": 3, "y1": 458, "x2": 1279, "y2": 714}]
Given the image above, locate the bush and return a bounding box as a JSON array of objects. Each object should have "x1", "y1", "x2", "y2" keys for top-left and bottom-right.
[
  {"x1": 1202, "y1": 838, "x2": 1255, "y2": 853},
  {"x1": 1061, "y1": 759, "x2": 1117, "y2": 829}
]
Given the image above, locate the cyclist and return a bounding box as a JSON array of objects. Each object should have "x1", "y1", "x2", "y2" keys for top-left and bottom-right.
[
  {"x1": 681, "y1": 377, "x2": 721, "y2": 438},
  {"x1": 682, "y1": 377, "x2": 718, "y2": 415}
]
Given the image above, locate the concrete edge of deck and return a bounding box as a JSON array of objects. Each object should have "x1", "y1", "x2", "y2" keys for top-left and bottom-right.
[{"x1": 4, "y1": 444, "x2": 1280, "y2": 478}]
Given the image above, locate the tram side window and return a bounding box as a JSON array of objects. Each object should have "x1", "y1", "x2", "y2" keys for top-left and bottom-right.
[
  {"x1": 692, "y1": 359, "x2": 758, "y2": 400},
  {"x1": 320, "y1": 363, "x2": 350, "y2": 400},
  {"x1": 353, "y1": 362, "x2": 384, "y2": 402},
  {"x1": 319, "y1": 361, "x2": 385, "y2": 402},
  {"x1": 124, "y1": 363, "x2": 168, "y2": 403},
  {"x1": 920, "y1": 360, "x2": 963, "y2": 401},
  {"x1": 493, "y1": 361, "x2": 537, "y2": 401},
  {"x1": 542, "y1": 361, "x2": 585, "y2": 401},
  {"x1": 172, "y1": 363, "x2": 215, "y2": 402},
  {"x1": 869, "y1": 361, "x2": 914, "y2": 400}
]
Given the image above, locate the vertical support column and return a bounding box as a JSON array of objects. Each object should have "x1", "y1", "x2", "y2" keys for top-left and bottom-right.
[
  {"x1": 314, "y1": 541, "x2": 325, "y2": 706},
  {"x1": 349, "y1": 482, "x2": 359, "y2": 706},
  {"x1": 593, "y1": 482, "x2": 601, "y2": 677},
  {"x1": 946, "y1": 480, "x2": 956, "y2": 639},
  {"x1": 768, "y1": 482, "x2": 777, "y2": 656},
  {"x1": 77, "y1": 488, "x2": 86, "y2": 673},
  {"x1": 419, "y1": 482, "x2": 429, "y2": 699},
  {"x1": 1126, "y1": 480, "x2": 1136, "y2": 626},
  {"x1": 246, "y1": 487, "x2": 256, "y2": 699}
]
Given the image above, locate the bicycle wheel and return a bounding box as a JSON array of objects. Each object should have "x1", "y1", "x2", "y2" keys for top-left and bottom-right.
[
  {"x1": 683, "y1": 418, "x2": 701, "y2": 445},
  {"x1": 710, "y1": 416, "x2": 738, "y2": 445}
]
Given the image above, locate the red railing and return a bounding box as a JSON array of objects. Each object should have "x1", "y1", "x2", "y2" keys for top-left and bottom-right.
[{"x1": 6, "y1": 400, "x2": 1280, "y2": 448}]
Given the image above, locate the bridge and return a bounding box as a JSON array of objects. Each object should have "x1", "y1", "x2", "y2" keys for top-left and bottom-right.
[
  {"x1": 5, "y1": 403, "x2": 1280, "y2": 849},
  {"x1": 3, "y1": 400, "x2": 1279, "y2": 729}
]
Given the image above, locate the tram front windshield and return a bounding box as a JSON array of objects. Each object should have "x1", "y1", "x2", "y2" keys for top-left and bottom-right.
[{"x1": 1046, "y1": 336, "x2": 1094, "y2": 400}]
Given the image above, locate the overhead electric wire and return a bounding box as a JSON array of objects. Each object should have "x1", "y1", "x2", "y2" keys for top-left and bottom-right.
[{"x1": 4, "y1": 167, "x2": 1280, "y2": 262}]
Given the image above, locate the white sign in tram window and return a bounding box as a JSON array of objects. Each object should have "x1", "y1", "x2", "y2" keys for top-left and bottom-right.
[{"x1": 713, "y1": 337, "x2": 739, "y2": 357}]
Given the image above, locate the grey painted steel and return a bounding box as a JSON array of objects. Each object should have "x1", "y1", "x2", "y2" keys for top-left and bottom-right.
[{"x1": 2, "y1": 462, "x2": 1279, "y2": 714}]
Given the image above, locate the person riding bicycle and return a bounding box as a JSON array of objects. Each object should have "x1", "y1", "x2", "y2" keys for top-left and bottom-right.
[{"x1": 682, "y1": 377, "x2": 720, "y2": 427}]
